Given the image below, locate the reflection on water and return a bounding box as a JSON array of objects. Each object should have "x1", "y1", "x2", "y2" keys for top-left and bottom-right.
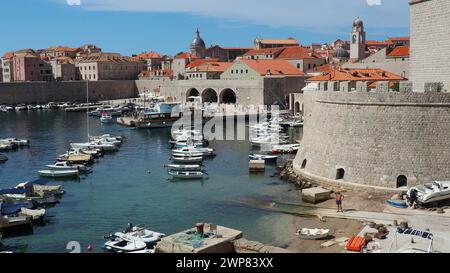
[{"x1": 0, "y1": 110, "x2": 302, "y2": 252}]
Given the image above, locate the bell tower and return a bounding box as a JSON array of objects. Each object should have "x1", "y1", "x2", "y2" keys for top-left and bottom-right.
[{"x1": 350, "y1": 17, "x2": 366, "y2": 61}]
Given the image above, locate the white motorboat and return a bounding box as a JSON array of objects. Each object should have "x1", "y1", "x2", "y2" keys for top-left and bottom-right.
[
  {"x1": 70, "y1": 141, "x2": 118, "y2": 151},
  {"x1": 104, "y1": 235, "x2": 147, "y2": 253},
  {"x1": 269, "y1": 144, "x2": 300, "y2": 154},
  {"x1": 169, "y1": 171, "x2": 205, "y2": 180},
  {"x1": 89, "y1": 136, "x2": 121, "y2": 146},
  {"x1": 172, "y1": 146, "x2": 215, "y2": 157},
  {"x1": 165, "y1": 164, "x2": 202, "y2": 171},
  {"x1": 172, "y1": 151, "x2": 203, "y2": 158},
  {"x1": 406, "y1": 181, "x2": 450, "y2": 206},
  {"x1": 122, "y1": 224, "x2": 165, "y2": 246},
  {"x1": 0, "y1": 138, "x2": 29, "y2": 147},
  {"x1": 0, "y1": 142, "x2": 15, "y2": 151},
  {"x1": 100, "y1": 113, "x2": 113, "y2": 123},
  {"x1": 172, "y1": 156, "x2": 203, "y2": 164},
  {"x1": 46, "y1": 161, "x2": 91, "y2": 172},
  {"x1": 38, "y1": 170, "x2": 79, "y2": 178},
  {"x1": 249, "y1": 154, "x2": 278, "y2": 163},
  {"x1": 15, "y1": 105, "x2": 27, "y2": 111},
  {"x1": 296, "y1": 228, "x2": 331, "y2": 240}
]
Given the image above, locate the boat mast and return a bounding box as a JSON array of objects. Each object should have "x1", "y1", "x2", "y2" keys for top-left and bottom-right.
[{"x1": 86, "y1": 80, "x2": 90, "y2": 141}]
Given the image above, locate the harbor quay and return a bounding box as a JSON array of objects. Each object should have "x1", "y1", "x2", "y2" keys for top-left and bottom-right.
[{"x1": 2, "y1": 0, "x2": 450, "y2": 257}]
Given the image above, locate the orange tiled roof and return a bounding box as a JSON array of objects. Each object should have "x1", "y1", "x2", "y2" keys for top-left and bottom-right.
[
  {"x1": 366, "y1": 40, "x2": 391, "y2": 46},
  {"x1": 243, "y1": 47, "x2": 284, "y2": 57},
  {"x1": 277, "y1": 46, "x2": 319, "y2": 60},
  {"x1": 175, "y1": 52, "x2": 199, "y2": 59},
  {"x1": 387, "y1": 46, "x2": 409, "y2": 58},
  {"x1": 136, "y1": 52, "x2": 162, "y2": 59},
  {"x1": 2, "y1": 51, "x2": 14, "y2": 60},
  {"x1": 192, "y1": 62, "x2": 233, "y2": 73},
  {"x1": 186, "y1": 58, "x2": 220, "y2": 68},
  {"x1": 308, "y1": 68, "x2": 405, "y2": 82},
  {"x1": 48, "y1": 46, "x2": 80, "y2": 52},
  {"x1": 239, "y1": 59, "x2": 305, "y2": 76},
  {"x1": 387, "y1": 37, "x2": 410, "y2": 42},
  {"x1": 314, "y1": 64, "x2": 340, "y2": 73}
]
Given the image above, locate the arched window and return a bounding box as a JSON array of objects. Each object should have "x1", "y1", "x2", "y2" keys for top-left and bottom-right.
[
  {"x1": 336, "y1": 168, "x2": 345, "y2": 180},
  {"x1": 397, "y1": 175, "x2": 408, "y2": 188}
]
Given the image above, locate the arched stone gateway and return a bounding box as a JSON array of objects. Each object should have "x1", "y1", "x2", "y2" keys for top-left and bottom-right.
[
  {"x1": 202, "y1": 88, "x2": 218, "y2": 103},
  {"x1": 220, "y1": 88, "x2": 237, "y2": 104},
  {"x1": 186, "y1": 88, "x2": 200, "y2": 102}
]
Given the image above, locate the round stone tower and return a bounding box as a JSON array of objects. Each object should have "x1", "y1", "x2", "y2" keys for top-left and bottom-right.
[{"x1": 293, "y1": 2, "x2": 450, "y2": 190}]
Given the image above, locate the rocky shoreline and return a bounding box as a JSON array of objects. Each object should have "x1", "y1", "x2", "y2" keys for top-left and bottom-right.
[{"x1": 276, "y1": 160, "x2": 313, "y2": 190}]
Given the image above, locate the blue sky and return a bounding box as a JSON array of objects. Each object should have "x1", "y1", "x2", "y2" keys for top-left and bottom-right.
[{"x1": 0, "y1": 0, "x2": 410, "y2": 56}]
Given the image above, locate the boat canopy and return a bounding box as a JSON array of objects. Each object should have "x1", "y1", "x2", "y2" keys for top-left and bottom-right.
[
  {"x1": 0, "y1": 188, "x2": 27, "y2": 195},
  {"x1": 0, "y1": 203, "x2": 27, "y2": 215}
]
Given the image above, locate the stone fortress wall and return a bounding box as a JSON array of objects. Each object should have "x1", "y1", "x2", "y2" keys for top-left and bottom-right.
[
  {"x1": 0, "y1": 80, "x2": 138, "y2": 104},
  {"x1": 293, "y1": 82, "x2": 450, "y2": 189}
]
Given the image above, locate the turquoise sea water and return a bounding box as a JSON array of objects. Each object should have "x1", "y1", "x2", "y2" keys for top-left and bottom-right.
[{"x1": 0, "y1": 110, "x2": 301, "y2": 253}]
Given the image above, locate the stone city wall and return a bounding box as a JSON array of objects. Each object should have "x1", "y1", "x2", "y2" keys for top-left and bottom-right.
[
  {"x1": 293, "y1": 83, "x2": 450, "y2": 189},
  {"x1": 0, "y1": 80, "x2": 138, "y2": 104}
]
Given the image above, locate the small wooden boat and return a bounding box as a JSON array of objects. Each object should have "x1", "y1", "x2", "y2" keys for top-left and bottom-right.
[
  {"x1": 0, "y1": 215, "x2": 32, "y2": 232},
  {"x1": 172, "y1": 156, "x2": 203, "y2": 164},
  {"x1": 169, "y1": 171, "x2": 205, "y2": 180},
  {"x1": 57, "y1": 154, "x2": 93, "y2": 164},
  {"x1": 38, "y1": 170, "x2": 79, "y2": 178},
  {"x1": 249, "y1": 154, "x2": 278, "y2": 163},
  {"x1": 296, "y1": 228, "x2": 332, "y2": 240},
  {"x1": 165, "y1": 164, "x2": 202, "y2": 171}
]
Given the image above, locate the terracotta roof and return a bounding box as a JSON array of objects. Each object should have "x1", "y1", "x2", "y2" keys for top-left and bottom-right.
[
  {"x1": 135, "y1": 52, "x2": 162, "y2": 59},
  {"x1": 191, "y1": 62, "x2": 233, "y2": 73},
  {"x1": 239, "y1": 59, "x2": 305, "y2": 76},
  {"x1": 308, "y1": 68, "x2": 405, "y2": 82},
  {"x1": 186, "y1": 58, "x2": 220, "y2": 68},
  {"x1": 387, "y1": 37, "x2": 410, "y2": 42},
  {"x1": 2, "y1": 52, "x2": 14, "y2": 60},
  {"x1": 387, "y1": 46, "x2": 409, "y2": 58},
  {"x1": 78, "y1": 53, "x2": 140, "y2": 63},
  {"x1": 366, "y1": 40, "x2": 391, "y2": 46},
  {"x1": 175, "y1": 52, "x2": 199, "y2": 59},
  {"x1": 314, "y1": 64, "x2": 340, "y2": 73},
  {"x1": 277, "y1": 46, "x2": 319, "y2": 60},
  {"x1": 47, "y1": 46, "x2": 80, "y2": 52},
  {"x1": 368, "y1": 81, "x2": 398, "y2": 89},
  {"x1": 255, "y1": 38, "x2": 299, "y2": 45},
  {"x1": 243, "y1": 47, "x2": 284, "y2": 57}
]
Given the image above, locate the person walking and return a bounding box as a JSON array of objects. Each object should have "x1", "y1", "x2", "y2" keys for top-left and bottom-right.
[{"x1": 335, "y1": 192, "x2": 344, "y2": 213}]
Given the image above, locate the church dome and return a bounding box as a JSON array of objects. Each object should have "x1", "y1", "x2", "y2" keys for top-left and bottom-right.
[
  {"x1": 191, "y1": 29, "x2": 205, "y2": 49},
  {"x1": 334, "y1": 46, "x2": 350, "y2": 59},
  {"x1": 353, "y1": 17, "x2": 363, "y2": 27}
]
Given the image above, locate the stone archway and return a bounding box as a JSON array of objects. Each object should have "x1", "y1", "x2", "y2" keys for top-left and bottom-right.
[
  {"x1": 220, "y1": 88, "x2": 237, "y2": 104},
  {"x1": 186, "y1": 88, "x2": 200, "y2": 102},
  {"x1": 202, "y1": 88, "x2": 218, "y2": 103}
]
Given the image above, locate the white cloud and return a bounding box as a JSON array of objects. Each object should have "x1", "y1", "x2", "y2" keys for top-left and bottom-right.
[
  {"x1": 66, "y1": 0, "x2": 81, "y2": 6},
  {"x1": 71, "y1": 0, "x2": 409, "y2": 29},
  {"x1": 367, "y1": 0, "x2": 382, "y2": 5}
]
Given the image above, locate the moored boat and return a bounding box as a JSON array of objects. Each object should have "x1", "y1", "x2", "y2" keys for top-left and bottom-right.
[
  {"x1": 168, "y1": 171, "x2": 205, "y2": 180},
  {"x1": 164, "y1": 164, "x2": 202, "y2": 171},
  {"x1": 172, "y1": 156, "x2": 203, "y2": 164},
  {"x1": 406, "y1": 181, "x2": 450, "y2": 206},
  {"x1": 38, "y1": 170, "x2": 79, "y2": 178},
  {"x1": 248, "y1": 154, "x2": 278, "y2": 163},
  {"x1": 46, "y1": 161, "x2": 92, "y2": 172}
]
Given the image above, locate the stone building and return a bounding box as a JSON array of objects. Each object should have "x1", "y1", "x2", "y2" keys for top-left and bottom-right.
[
  {"x1": 186, "y1": 62, "x2": 232, "y2": 80},
  {"x1": 190, "y1": 29, "x2": 207, "y2": 59},
  {"x1": 410, "y1": 0, "x2": 450, "y2": 91},
  {"x1": 1, "y1": 52, "x2": 14, "y2": 82},
  {"x1": 254, "y1": 38, "x2": 299, "y2": 49},
  {"x1": 292, "y1": 0, "x2": 450, "y2": 190},
  {"x1": 77, "y1": 53, "x2": 144, "y2": 81},
  {"x1": 12, "y1": 52, "x2": 53, "y2": 82},
  {"x1": 50, "y1": 57, "x2": 77, "y2": 81}
]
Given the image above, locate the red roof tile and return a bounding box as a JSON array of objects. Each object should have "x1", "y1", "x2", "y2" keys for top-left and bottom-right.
[
  {"x1": 239, "y1": 59, "x2": 305, "y2": 76},
  {"x1": 136, "y1": 52, "x2": 162, "y2": 59},
  {"x1": 308, "y1": 68, "x2": 405, "y2": 82},
  {"x1": 277, "y1": 46, "x2": 319, "y2": 60},
  {"x1": 186, "y1": 58, "x2": 220, "y2": 68},
  {"x1": 192, "y1": 62, "x2": 233, "y2": 73},
  {"x1": 387, "y1": 46, "x2": 409, "y2": 58}
]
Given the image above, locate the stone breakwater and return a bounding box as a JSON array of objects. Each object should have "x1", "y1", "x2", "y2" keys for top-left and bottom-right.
[{"x1": 278, "y1": 160, "x2": 312, "y2": 190}]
